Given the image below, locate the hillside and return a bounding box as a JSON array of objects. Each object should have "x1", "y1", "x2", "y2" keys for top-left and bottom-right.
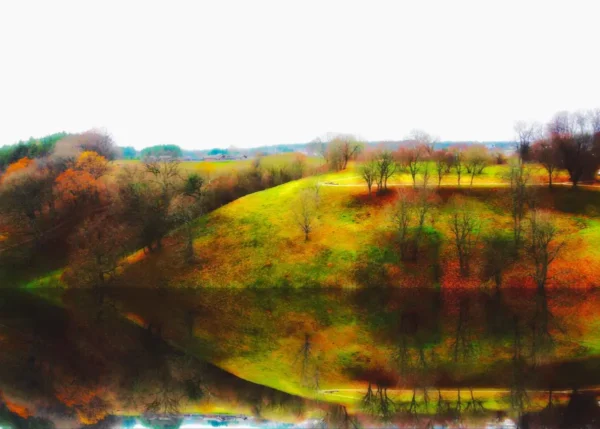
[{"x1": 118, "y1": 167, "x2": 600, "y2": 290}]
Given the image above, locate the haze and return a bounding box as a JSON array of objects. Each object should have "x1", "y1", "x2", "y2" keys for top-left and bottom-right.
[{"x1": 1, "y1": 0, "x2": 599, "y2": 149}]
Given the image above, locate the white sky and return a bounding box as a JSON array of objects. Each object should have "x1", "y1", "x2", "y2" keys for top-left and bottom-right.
[{"x1": 1, "y1": 0, "x2": 599, "y2": 150}]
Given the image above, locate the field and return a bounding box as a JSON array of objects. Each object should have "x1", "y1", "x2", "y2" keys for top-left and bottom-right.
[{"x1": 113, "y1": 152, "x2": 323, "y2": 179}]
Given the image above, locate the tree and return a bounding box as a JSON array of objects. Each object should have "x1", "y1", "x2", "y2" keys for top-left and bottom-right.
[
  {"x1": 54, "y1": 169, "x2": 100, "y2": 207},
  {"x1": 548, "y1": 110, "x2": 600, "y2": 187},
  {"x1": 75, "y1": 151, "x2": 109, "y2": 179},
  {"x1": 392, "y1": 189, "x2": 435, "y2": 261},
  {"x1": 528, "y1": 210, "x2": 563, "y2": 291},
  {"x1": 375, "y1": 151, "x2": 396, "y2": 193},
  {"x1": 335, "y1": 135, "x2": 364, "y2": 170},
  {"x1": 482, "y1": 231, "x2": 513, "y2": 289},
  {"x1": 293, "y1": 186, "x2": 319, "y2": 241},
  {"x1": 78, "y1": 130, "x2": 118, "y2": 160},
  {"x1": 531, "y1": 139, "x2": 560, "y2": 188},
  {"x1": 412, "y1": 189, "x2": 435, "y2": 261},
  {"x1": 433, "y1": 149, "x2": 453, "y2": 188},
  {"x1": 65, "y1": 214, "x2": 129, "y2": 288},
  {"x1": 448, "y1": 200, "x2": 480, "y2": 277},
  {"x1": 397, "y1": 146, "x2": 426, "y2": 189},
  {"x1": 117, "y1": 161, "x2": 181, "y2": 252},
  {"x1": 170, "y1": 173, "x2": 206, "y2": 264},
  {"x1": 514, "y1": 121, "x2": 541, "y2": 162},
  {"x1": 392, "y1": 190, "x2": 413, "y2": 260},
  {"x1": 321, "y1": 135, "x2": 364, "y2": 171},
  {"x1": 507, "y1": 161, "x2": 531, "y2": 251},
  {"x1": 1, "y1": 157, "x2": 34, "y2": 183},
  {"x1": 359, "y1": 156, "x2": 378, "y2": 196},
  {"x1": 450, "y1": 147, "x2": 465, "y2": 186},
  {"x1": 399, "y1": 130, "x2": 436, "y2": 188},
  {"x1": 0, "y1": 164, "x2": 56, "y2": 249},
  {"x1": 464, "y1": 145, "x2": 491, "y2": 186},
  {"x1": 120, "y1": 146, "x2": 137, "y2": 160}
]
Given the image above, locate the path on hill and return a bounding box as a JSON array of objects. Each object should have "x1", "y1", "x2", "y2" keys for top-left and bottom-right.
[{"x1": 318, "y1": 176, "x2": 600, "y2": 190}]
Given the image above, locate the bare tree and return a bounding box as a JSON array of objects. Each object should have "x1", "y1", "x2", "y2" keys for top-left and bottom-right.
[
  {"x1": 400, "y1": 130, "x2": 436, "y2": 188},
  {"x1": 448, "y1": 201, "x2": 480, "y2": 277},
  {"x1": 507, "y1": 161, "x2": 531, "y2": 251},
  {"x1": 412, "y1": 189, "x2": 434, "y2": 261},
  {"x1": 514, "y1": 121, "x2": 542, "y2": 163},
  {"x1": 548, "y1": 110, "x2": 600, "y2": 187},
  {"x1": 293, "y1": 187, "x2": 319, "y2": 241},
  {"x1": 450, "y1": 148, "x2": 465, "y2": 186},
  {"x1": 319, "y1": 134, "x2": 364, "y2": 171},
  {"x1": 528, "y1": 210, "x2": 563, "y2": 291},
  {"x1": 375, "y1": 151, "x2": 396, "y2": 193},
  {"x1": 392, "y1": 190, "x2": 413, "y2": 260},
  {"x1": 433, "y1": 149, "x2": 453, "y2": 188},
  {"x1": 531, "y1": 138, "x2": 560, "y2": 188}
]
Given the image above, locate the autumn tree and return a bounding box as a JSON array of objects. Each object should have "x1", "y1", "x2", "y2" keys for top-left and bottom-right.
[
  {"x1": 464, "y1": 145, "x2": 491, "y2": 186},
  {"x1": 74, "y1": 151, "x2": 110, "y2": 179},
  {"x1": 0, "y1": 161, "x2": 57, "y2": 250},
  {"x1": 65, "y1": 214, "x2": 129, "y2": 288},
  {"x1": 54, "y1": 169, "x2": 100, "y2": 208},
  {"x1": 448, "y1": 200, "x2": 480, "y2": 277},
  {"x1": 528, "y1": 210, "x2": 563, "y2": 291}
]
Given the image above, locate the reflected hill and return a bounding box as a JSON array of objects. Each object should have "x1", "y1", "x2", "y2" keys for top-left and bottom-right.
[{"x1": 1, "y1": 285, "x2": 599, "y2": 427}]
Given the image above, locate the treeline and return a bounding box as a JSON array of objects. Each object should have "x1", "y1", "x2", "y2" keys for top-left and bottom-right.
[
  {"x1": 0, "y1": 132, "x2": 68, "y2": 170},
  {"x1": 316, "y1": 110, "x2": 600, "y2": 193},
  {"x1": 140, "y1": 144, "x2": 183, "y2": 159},
  {"x1": 0, "y1": 135, "x2": 314, "y2": 286}
]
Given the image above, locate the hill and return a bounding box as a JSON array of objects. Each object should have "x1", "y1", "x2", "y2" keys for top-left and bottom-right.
[{"x1": 116, "y1": 165, "x2": 600, "y2": 290}]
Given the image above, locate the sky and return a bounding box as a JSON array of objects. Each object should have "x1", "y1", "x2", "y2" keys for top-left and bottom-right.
[{"x1": 0, "y1": 0, "x2": 599, "y2": 150}]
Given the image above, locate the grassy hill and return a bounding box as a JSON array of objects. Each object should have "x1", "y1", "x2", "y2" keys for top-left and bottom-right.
[{"x1": 121, "y1": 166, "x2": 600, "y2": 290}]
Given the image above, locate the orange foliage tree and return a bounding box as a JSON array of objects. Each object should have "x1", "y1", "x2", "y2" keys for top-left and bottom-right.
[
  {"x1": 0, "y1": 157, "x2": 34, "y2": 183},
  {"x1": 54, "y1": 169, "x2": 99, "y2": 205},
  {"x1": 75, "y1": 151, "x2": 109, "y2": 179}
]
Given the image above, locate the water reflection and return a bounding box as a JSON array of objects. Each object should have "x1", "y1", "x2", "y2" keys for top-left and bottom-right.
[{"x1": 0, "y1": 286, "x2": 599, "y2": 428}]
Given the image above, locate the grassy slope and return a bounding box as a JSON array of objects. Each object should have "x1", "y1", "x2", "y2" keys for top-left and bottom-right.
[{"x1": 172, "y1": 170, "x2": 600, "y2": 289}]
